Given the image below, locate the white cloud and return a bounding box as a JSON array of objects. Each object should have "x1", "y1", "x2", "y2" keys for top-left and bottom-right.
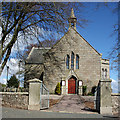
[
  {"x1": 0, "y1": 71, "x2": 8, "y2": 85},
  {"x1": 111, "y1": 78, "x2": 118, "y2": 93},
  {"x1": 7, "y1": 58, "x2": 19, "y2": 73},
  {"x1": 1, "y1": 78, "x2": 7, "y2": 85},
  {"x1": 111, "y1": 79, "x2": 116, "y2": 83},
  {"x1": 10, "y1": 58, "x2": 18, "y2": 64},
  {"x1": 0, "y1": 58, "x2": 19, "y2": 85}
]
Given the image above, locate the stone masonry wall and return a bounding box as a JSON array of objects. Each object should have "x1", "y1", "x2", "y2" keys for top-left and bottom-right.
[
  {"x1": 111, "y1": 93, "x2": 120, "y2": 115},
  {"x1": 1, "y1": 92, "x2": 29, "y2": 109}
]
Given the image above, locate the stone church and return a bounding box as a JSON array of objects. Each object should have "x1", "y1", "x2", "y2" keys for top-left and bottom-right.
[{"x1": 25, "y1": 8, "x2": 110, "y2": 94}]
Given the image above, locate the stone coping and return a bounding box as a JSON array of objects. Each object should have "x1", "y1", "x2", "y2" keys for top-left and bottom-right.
[
  {"x1": 26, "y1": 78, "x2": 42, "y2": 83},
  {"x1": 99, "y1": 79, "x2": 112, "y2": 82},
  {"x1": 111, "y1": 93, "x2": 120, "y2": 96},
  {"x1": 0, "y1": 92, "x2": 29, "y2": 95}
]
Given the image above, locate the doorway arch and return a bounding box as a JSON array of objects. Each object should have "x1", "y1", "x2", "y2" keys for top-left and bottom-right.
[{"x1": 68, "y1": 75, "x2": 77, "y2": 94}]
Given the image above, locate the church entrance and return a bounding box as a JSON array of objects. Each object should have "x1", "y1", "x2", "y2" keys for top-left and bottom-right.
[{"x1": 68, "y1": 76, "x2": 77, "y2": 94}]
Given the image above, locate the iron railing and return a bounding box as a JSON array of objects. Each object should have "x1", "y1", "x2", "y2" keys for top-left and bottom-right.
[
  {"x1": 94, "y1": 84, "x2": 100, "y2": 112},
  {"x1": 40, "y1": 82, "x2": 49, "y2": 109}
]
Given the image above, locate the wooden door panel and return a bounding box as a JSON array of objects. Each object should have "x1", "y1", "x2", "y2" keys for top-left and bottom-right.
[{"x1": 68, "y1": 78, "x2": 76, "y2": 94}]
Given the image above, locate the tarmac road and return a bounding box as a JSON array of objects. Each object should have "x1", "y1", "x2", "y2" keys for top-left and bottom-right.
[{"x1": 1, "y1": 107, "x2": 119, "y2": 119}]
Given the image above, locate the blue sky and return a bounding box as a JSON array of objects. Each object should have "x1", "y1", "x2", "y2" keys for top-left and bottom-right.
[
  {"x1": 0, "y1": 2, "x2": 118, "y2": 93},
  {"x1": 78, "y1": 3, "x2": 117, "y2": 59}
]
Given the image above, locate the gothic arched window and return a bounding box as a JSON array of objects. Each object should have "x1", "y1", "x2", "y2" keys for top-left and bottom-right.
[
  {"x1": 76, "y1": 54, "x2": 79, "y2": 69},
  {"x1": 102, "y1": 68, "x2": 104, "y2": 79},
  {"x1": 105, "y1": 69, "x2": 107, "y2": 79},
  {"x1": 66, "y1": 55, "x2": 70, "y2": 69},
  {"x1": 71, "y1": 52, "x2": 74, "y2": 69}
]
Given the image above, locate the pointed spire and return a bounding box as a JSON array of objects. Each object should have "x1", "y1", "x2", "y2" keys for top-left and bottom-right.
[{"x1": 70, "y1": 8, "x2": 76, "y2": 18}]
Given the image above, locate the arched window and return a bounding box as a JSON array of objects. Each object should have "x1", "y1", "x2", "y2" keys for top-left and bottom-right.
[
  {"x1": 76, "y1": 54, "x2": 79, "y2": 69},
  {"x1": 71, "y1": 52, "x2": 74, "y2": 69},
  {"x1": 102, "y1": 68, "x2": 104, "y2": 79},
  {"x1": 105, "y1": 69, "x2": 107, "y2": 79},
  {"x1": 66, "y1": 55, "x2": 70, "y2": 69}
]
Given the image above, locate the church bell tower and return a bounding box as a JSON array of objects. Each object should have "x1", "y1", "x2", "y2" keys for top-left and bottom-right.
[{"x1": 68, "y1": 8, "x2": 77, "y2": 30}]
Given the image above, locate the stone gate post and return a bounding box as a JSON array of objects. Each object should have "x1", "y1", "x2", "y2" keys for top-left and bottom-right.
[
  {"x1": 27, "y1": 78, "x2": 42, "y2": 110},
  {"x1": 61, "y1": 77, "x2": 66, "y2": 94},
  {"x1": 99, "y1": 79, "x2": 112, "y2": 115},
  {"x1": 78, "y1": 80, "x2": 83, "y2": 95}
]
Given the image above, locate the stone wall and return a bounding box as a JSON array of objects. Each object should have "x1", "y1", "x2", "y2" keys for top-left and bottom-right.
[
  {"x1": 1, "y1": 92, "x2": 29, "y2": 109},
  {"x1": 80, "y1": 94, "x2": 120, "y2": 116},
  {"x1": 111, "y1": 93, "x2": 120, "y2": 115}
]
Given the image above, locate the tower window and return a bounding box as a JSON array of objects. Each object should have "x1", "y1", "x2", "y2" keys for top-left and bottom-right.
[
  {"x1": 76, "y1": 54, "x2": 79, "y2": 69},
  {"x1": 105, "y1": 69, "x2": 107, "y2": 79},
  {"x1": 102, "y1": 68, "x2": 104, "y2": 79},
  {"x1": 71, "y1": 23, "x2": 74, "y2": 27},
  {"x1": 66, "y1": 55, "x2": 70, "y2": 69},
  {"x1": 71, "y1": 52, "x2": 74, "y2": 69}
]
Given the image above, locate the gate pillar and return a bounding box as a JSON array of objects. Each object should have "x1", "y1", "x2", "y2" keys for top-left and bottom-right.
[
  {"x1": 61, "y1": 77, "x2": 66, "y2": 94},
  {"x1": 27, "y1": 78, "x2": 42, "y2": 110},
  {"x1": 78, "y1": 80, "x2": 83, "y2": 95},
  {"x1": 99, "y1": 79, "x2": 112, "y2": 115}
]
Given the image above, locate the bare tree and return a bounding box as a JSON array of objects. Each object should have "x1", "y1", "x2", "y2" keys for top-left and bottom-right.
[
  {"x1": 0, "y1": 2, "x2": 88, "y2": 75},
  {"x1": 108, "y1": 3, "x2": 119, "y2": 70}
]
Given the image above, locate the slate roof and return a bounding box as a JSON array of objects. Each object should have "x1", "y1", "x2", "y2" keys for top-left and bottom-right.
[{"x1": 26, "y1": 47, "x2": 51, "y2": 64}]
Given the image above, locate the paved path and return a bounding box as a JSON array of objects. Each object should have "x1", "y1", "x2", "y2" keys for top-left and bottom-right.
[{"x1": 44, "y1": 95, "x2": 97, "y2": 114}]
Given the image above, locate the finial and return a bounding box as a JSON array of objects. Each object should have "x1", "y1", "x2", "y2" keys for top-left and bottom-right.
[
  {"x1": 68, "y1": 8, "x2": 77, "y2": 30},
  {"x1": 70, "y1": 8, "x2": 76, "y2": 18}
]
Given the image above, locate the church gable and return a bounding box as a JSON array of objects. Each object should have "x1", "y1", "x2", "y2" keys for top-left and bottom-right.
[
  {"x1": 49, "y1": 27, "x2": 100, "y2": 58},
  {"x1": 48, "y1": 8, "x2": 100, "y2": 57}
]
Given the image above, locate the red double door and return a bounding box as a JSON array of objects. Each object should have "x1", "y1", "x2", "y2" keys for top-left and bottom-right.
[{"x1": 68, "y1": 78, "x2": 76, "y2": 94}]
